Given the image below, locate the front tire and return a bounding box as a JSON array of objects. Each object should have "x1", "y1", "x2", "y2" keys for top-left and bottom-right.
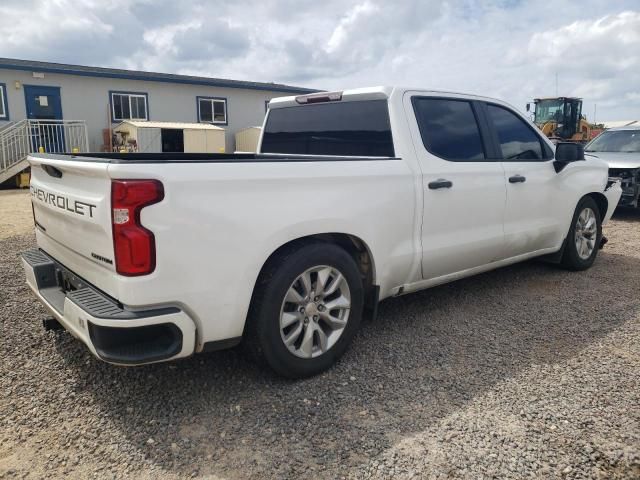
[
  {"x1": 245, "y1": 243, "x2": 364, "y2": 378},
  {"x1": 561, "y1": 196, "x2": 602, "y2": 271}
]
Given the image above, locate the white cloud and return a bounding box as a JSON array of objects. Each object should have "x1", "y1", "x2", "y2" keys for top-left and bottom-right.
[
  {"x1": 0, "y1": 0, "x2": 638, "y2": 121},
  {"x1": 326, "y1": 1, "x2": 380, "y2": 53},
  {"x1": 143, "y1": 22, "x2": 198, "y2": 56},
  {"x1": 527, "y1": 11, "x2": 640, "y2": 77},
  {"x1": 529, "y1": 11, "x2": 640, "y2": 60},
  {"x1": 521, "y1": 10, "x2": 640, "y2": 117},
  {"x1": 1, "y1": 0, "x2": 113, "y2": 45}
]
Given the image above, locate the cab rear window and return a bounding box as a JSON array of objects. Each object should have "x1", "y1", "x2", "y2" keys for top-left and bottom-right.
[{"x1": 261, "y1": 100, "x2": 395, "y2": 157}]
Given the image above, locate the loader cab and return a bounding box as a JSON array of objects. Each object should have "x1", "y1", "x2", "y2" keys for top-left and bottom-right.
[{"x1": 528, "y1": 97, "x2": 582, "y2": 141}]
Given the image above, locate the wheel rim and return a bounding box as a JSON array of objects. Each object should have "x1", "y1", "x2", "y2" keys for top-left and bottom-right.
[
  {"x1": 279, "y1": 265, "x2": 351, "y2": 359},
  {"x1": 575, "y1": 207, "x2": 597, "y2": 260}
]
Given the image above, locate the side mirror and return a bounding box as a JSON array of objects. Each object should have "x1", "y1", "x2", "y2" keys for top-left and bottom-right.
[
  {"x1": 526, "y1": 103, "x2": 531, "y2": 112},
  {"x1": 554, "y1": 142, "x2": 585, "y2": 172}
]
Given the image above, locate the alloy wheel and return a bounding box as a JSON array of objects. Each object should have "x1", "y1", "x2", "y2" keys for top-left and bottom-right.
[
  {"x1": 575, "y1": 207, "x2": 597, "y2": 260},
  {"x1": 279, "y1": 265, "x2": 351, "y2": 359}
]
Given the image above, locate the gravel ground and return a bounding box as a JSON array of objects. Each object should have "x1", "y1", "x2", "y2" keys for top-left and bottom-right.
[{"x1": 1, "y1": 190, "x2": 639, "y2": 479}]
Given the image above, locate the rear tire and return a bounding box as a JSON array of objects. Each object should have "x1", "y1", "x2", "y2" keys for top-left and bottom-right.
[
  {"x1": 245, "y1": 243, "x2": 364, "y2": 378},
  {"x1": 560, "y1": 196, "x2": 602, "y2": 271}
]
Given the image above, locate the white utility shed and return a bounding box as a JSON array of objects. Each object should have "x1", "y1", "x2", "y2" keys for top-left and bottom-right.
[
  {"x1": 113, "y1": 121, "x2": 226, "y2": 153},
  {"x1": 235, "y1": 126, "x2": 262, "y2": 152}
]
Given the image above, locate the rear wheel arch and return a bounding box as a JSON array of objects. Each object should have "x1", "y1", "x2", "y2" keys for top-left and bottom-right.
[
  {"x1": 253, "y1": 233, "x2": 377, "y2": 299},
  {"x1": 244, "y1": 238, "x2": 369, "y2": 377}
]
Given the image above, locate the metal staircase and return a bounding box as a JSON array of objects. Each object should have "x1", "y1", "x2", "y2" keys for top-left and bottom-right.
[{"x1": 0, "y1": 119, "x2": 89, "y2": 185}]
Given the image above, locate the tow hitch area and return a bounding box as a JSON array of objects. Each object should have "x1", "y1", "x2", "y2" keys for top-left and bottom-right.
[
  {"x1": 599, "y1": 235, "x2": 608, "y2": 250},
  {"x1": 43, "y1": 317, "x2": 64, "y2": 331}
]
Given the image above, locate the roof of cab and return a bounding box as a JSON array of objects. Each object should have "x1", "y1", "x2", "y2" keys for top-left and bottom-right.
[
  {"x1": 268, "y1": 86, "x2": 522, "y2": 114},
  {"x1": 269, "y1": 86, "x2": 394, "y2": 108}
]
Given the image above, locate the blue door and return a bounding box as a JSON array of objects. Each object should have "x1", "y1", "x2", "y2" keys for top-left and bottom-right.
[{"x1": 24, "y1": 85, "x2": 65, "y2": 152}]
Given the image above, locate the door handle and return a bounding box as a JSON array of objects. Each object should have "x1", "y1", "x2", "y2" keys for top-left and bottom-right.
[
  {"x1": 428, "y1": 179, "x2": 453, "y2": 190},
  {"x1": 508, "y1": 175, "x2": 526, "y2": 184}
]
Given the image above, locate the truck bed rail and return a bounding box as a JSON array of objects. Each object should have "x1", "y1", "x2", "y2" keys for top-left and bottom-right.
[{"x1": 30, "y1": 152, "x2": 400, "y2": 164}]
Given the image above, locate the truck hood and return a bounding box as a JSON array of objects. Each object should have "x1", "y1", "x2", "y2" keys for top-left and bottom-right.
[{"x1": 585, "y1": 151, "x2": 640, "y2": 170}]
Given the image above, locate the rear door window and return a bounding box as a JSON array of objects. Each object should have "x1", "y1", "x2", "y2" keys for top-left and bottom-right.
[
  {"x1": 487, "y1": 104, "x2": 547, "y2": 160},
  {"x1": 412, "y1": 97, "x2": 486, "y2": 161},
  {"x1": 261, "y1": 100, "x2": 394, "y2": 157}
]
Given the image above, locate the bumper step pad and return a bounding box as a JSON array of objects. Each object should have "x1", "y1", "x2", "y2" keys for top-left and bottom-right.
[
  {"x1": 21, "y1": 248, "x2": 178, "y2": 320},
  {"x1": 22, "y1": 248, "x2": 185, "y2": 364}
]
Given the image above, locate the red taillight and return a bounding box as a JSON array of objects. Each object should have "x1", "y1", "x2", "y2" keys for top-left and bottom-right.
[{"x1": 111, "y1": 180, "x2": 164, "y2": 276}]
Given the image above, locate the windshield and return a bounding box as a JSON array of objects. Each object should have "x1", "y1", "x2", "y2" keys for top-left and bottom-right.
[
  {"x1": 535, "y1": 99, "x2": 564, "y2": 124},
  {"x1": 585, "y1": 130, "x2": 640, "y2": 153}
]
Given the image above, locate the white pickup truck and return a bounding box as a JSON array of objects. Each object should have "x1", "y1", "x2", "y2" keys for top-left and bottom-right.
[{"x1": 22, "y1": 87, "x2": 621, "y2": 378}]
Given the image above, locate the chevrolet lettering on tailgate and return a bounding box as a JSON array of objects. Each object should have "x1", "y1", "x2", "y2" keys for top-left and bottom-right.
[{"x1": 30, "y1": 186, "x2": 97, "y2": 218}]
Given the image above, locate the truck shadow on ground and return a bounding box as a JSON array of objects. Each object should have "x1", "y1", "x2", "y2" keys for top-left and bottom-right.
[{"x1": 46, "y1": 246, "x2": 640, "y2": 479}]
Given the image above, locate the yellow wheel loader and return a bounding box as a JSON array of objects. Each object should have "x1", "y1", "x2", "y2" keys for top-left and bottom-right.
[{"x1": 526, "y1": 97, "x2": 593, "y2": 143}]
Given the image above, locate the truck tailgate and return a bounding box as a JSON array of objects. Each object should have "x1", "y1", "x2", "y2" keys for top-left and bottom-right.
[{"x1": 28, "y1": 154, "x2": 116, "y2": 294}]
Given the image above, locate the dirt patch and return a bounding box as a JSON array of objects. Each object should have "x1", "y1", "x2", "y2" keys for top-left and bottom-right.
[{"x1": 0, "y1": 189, "x2": 32, "y2": 239}]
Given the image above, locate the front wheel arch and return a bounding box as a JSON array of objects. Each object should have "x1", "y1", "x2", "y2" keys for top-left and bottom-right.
[
  {"x1": 560, "y1": 195, "x2": 603, "y2": 270},
  {"x1": 586, "y1": 192, "x2": 608, "y2": 223}
]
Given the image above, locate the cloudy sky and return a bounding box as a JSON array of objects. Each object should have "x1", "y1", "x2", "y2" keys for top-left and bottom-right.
[{"x1": 1, "y1": 0, "x2": 639, "y2": 121}]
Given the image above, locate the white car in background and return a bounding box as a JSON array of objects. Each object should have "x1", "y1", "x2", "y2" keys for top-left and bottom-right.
[
  {"x1": 22, "y1": 87, "x2": 622, "y2": 378},
  {"x1": 586, "y1": 126, "x2": 640, "y2": 208}
]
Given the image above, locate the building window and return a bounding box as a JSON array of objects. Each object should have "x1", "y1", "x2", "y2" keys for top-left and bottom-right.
[
  {"x1": 197, "y1": 97, "x2": 227, "y2": 124},
  {"x1": 111, "y1": 92, "x2": 148, "y2": 122},
  {"x1": 0, "y1": 84, "x2": 8, "y2": 120}
]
